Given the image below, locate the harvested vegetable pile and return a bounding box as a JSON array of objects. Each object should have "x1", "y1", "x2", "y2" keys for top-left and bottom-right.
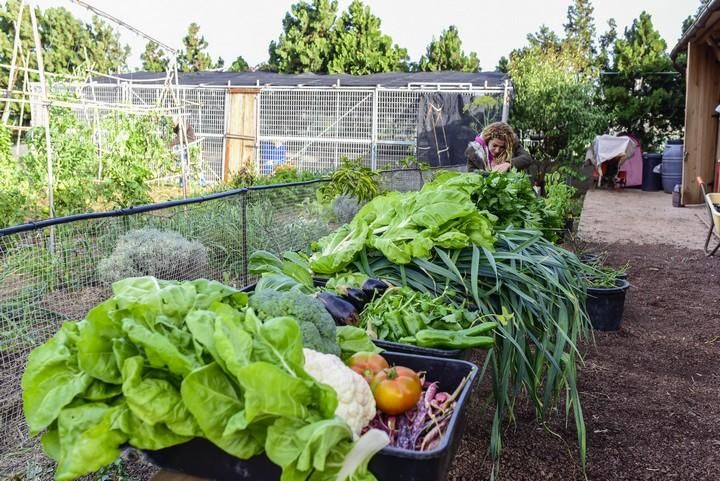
[
  {"x1": 359, "y1": 287, "x2": 496, "y2": 350},
  {"x1": 22, "y1": 277, "x2": 388, "y2": 481}
]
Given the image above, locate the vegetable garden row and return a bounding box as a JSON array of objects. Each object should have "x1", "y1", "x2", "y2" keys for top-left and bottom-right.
[{"x1": 1, "y1": 166, "x2": 617, "y2": 481}]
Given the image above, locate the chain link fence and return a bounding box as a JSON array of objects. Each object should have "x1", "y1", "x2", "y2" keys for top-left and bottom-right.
[{"x1": 0, "y1": 166, "x2": 466, "y2": 480}]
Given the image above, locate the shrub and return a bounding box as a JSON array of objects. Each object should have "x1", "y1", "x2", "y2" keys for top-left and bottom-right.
[
  {"x1": 97, "y1": 228, "x2": 209, "y2": 284},
  {"x1": 331, "y1": 195, "x2": 361, "y2": 224}
]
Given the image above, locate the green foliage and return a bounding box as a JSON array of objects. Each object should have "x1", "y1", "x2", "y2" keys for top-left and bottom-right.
[
  {"x1": 98, "y1": 112, "x2": 175, "y2": 208},
  {"x1": 268, "y1": 0, "x2": 338, "y2": 73},
  {"x1": 327, "y1": 0, "x2": 408, "y2": 74},
  {"x1": 563, "y1": 0, "x2": 596, "y2": 69},
  {"x1": 320, "y1": 158, "x2": 379, "y2": 203},
  {"x1": 23, "y1": 107, "x2": 100, "y2": 216},
  {"x1": 509, "y1": 41, "x2": 607, "y2": 180},
  {"x1": 268, "y1": 0, "x2": 408, "y2": 74},
  {"x1": 140, "y1": 41, "x2": 169, "y2": 72},
  {"x1": 416, "y1": 25, "x2": 480, "y2": 72},
  {"x1": 97, "y1": 228, "x2": 210, "y2": 284},
  {"x1": 597, "y1": 18, "x2": 618, "y2": 70},
  {"x1": 227, "y1": 55, "x2": 250, "y2": 72},
  {"x1": 544, "y1": 171, "x2": 577, "y2": 221},
  {"x1": 496, "y1": 56, "x2": 509, "y2": 73},
  {"x1": 0, "y1": 124, "x2": 33, "y2": 228},
  {"x1": 177, "y1": 22, "x2": 221, "y2": 72},
  {"x1": 601, "y1": 12, "x2": 684, "y2": 150}
]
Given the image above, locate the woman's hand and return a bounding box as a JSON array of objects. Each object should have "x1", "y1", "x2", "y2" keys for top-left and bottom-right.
[{"x1": 492, "y1": 162, "x2": 512, "y2": 173}]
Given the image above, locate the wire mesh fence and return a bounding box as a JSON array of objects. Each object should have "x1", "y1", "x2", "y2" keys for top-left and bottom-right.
[{"x1": 0, "y1": 166, "x2": 466, "y2": 479}]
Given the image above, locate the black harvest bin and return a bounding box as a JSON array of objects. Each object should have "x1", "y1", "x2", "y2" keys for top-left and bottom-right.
[{"x1": 143, "y1": 352, "x2": 479, "y2": 481}]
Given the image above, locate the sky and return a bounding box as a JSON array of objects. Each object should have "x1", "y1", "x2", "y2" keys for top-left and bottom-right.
[{"x1": 33, "y1": 0, "x2": 700, "y2": 71}]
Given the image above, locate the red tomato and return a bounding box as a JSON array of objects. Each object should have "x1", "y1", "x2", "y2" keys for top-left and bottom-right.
[
  {"x1": 370, "y1": 366, "x2": 422, "y2": 415},
  {"x1": 347, "y1": 352, "x2": 389, "y2": 383}
]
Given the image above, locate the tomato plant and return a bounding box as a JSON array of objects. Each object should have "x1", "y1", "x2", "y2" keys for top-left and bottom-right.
[
  {"x1": 370, "y1": 366, "x2": 422, "y2": 415},
  {"x1": 347, "y1": 352, "x2": 389, "y2": 383}
]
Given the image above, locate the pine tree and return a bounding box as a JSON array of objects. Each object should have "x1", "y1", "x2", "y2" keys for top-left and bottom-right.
[
  {"x1": 416, "y1": 25, "x2": 480, "y2": 72},
  {"x1": 228, "y1": 55, "x2": 250, "y2": 72},
  {"x1": 496, "y1": 56, "x2": 509, "y2": 73},
  {"x1": 140, "y1": 41, "x2": 168, "y2": 72},
  {"x1": 602, "y1": 11, "x2": 684, "y2": 149},
  {"x1": 564, "y1": 0, "x2": 596, "y2": 65},
  {"x1": 597, "y1": 18, "x2": 617, "y2": 70},
  {"x1": 268, "y1": 0, "x2": 338, "y2": 73},
  {"x1": 177, "y1": 23, "x2": 220, "y2": 72},
  {"x1": 327, "y1": 0, "x2": 408, "y2": 74}
]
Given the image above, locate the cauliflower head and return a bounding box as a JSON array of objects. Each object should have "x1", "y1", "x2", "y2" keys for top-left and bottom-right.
[{"x1": 303, "y1": 348, "x2": 376, "y2": 436}]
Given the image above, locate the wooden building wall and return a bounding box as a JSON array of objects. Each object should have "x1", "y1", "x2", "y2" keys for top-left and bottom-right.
[{"x1": 682, "y1": 37, "x2": 720, "y2": 204}]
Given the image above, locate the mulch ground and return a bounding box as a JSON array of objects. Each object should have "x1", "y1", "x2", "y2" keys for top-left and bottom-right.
[{"x1": 448, "y1": 242, "x2": 720, "y2": 481}]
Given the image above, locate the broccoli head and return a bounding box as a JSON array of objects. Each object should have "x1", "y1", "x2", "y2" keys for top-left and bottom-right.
[{"x1": 249, "y1": 289, "x2": 340, "y2": 356}]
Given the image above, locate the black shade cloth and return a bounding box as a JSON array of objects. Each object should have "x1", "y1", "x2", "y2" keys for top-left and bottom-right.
[{"x1": 415, "y1": 92, "x2": 477, "y2": 167}]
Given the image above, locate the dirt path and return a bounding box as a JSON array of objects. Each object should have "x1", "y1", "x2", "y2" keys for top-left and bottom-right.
[{"x1": 577, "y1": 189, "x2": 711, "y2": 250}]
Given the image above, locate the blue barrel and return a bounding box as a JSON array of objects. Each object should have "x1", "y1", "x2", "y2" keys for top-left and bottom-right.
[{"x1": 661, "y1": 140, "x2": 683, "y2": 194}]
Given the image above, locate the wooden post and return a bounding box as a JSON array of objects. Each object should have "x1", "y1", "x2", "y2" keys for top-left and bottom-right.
[{"x1": 1, "y1": 0, "x2": 25, "y2": 125}]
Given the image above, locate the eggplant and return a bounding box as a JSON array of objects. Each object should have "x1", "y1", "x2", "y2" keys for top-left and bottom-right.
[
  {"x1": 361, "y1": 278, "x2": 392, "y2": 299},
  {"x1": 337, "y1": 286, "x2": 369, "y2": 311},
  {"x1": 317, "y1": 292, "x2": 360, "y2": 326}
]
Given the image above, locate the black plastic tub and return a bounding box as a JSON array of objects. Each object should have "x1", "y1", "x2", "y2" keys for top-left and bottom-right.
[
  {"x1": 373, "y1": 339, "x2": 471, "y2": 360},
  {"x1": 578, "y1": 253, "x2": 601, "y2": 264},
  {"x1": 143, "y1": 352, "x2": 479, "y2": 481},
  {"x1": 586, "y1": 278, "x2": 630, "y2": 331}
]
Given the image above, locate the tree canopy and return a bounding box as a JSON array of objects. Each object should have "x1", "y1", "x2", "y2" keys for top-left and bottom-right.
[
  {"x1": 177, "y1": 22, "x2": 222, "y2": 72},
  {"x1": 140, "y1": 41, "x2": 169, "y2": 72},
  {"x1": 268, "y1": 0, "x2": 407, "y2": 74},
  {"x1": 416, "y1": 25, "x2": 479, "y2": 72}
]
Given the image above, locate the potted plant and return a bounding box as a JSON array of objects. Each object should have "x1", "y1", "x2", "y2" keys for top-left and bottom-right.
[{"x1": 585, "y1": 265, "x2": 630, "y2": 331}]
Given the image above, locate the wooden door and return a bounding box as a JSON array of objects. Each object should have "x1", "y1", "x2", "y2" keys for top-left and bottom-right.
[{"x1": 224, "y1": 88, "x2": 260, "y2": 181}]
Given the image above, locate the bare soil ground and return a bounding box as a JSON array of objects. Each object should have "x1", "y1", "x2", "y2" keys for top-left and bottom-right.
[{"x1": 447, "y1": 188, "x2": 720, "y2": 480}]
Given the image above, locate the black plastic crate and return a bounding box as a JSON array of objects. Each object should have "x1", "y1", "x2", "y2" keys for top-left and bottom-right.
[{"x1": 143, "y1": 352, "x2": 479, "y2": 481}]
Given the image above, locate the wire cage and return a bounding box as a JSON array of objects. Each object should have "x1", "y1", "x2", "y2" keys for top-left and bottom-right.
[{"x1": 38, "y1": 74, "x2": 509, "y2": 183}]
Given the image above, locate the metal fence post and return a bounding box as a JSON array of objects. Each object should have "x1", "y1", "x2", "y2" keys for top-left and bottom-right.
[
  {"x1": 240, "y1": 188, "x2": 249, "y2": 287},
  {"x1": 501, "y1": 79, "x2": 511, "y2": 122},
  {"x1": 371, "y1": 87, "x2": 378, "y2": 170}
]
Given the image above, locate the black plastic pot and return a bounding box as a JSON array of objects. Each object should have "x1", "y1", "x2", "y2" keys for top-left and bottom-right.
[
  {"x1": 586, "y1": 278, "x2": 630, "y2": 331},
  {"x1": 142, "y1": 352, "x2": 479, "y2": 481},
  {"x1": 578, "y1": 253, "x2": 601, "y2": 264}
]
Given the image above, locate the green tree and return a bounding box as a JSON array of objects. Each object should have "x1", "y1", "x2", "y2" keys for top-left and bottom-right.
[
  {"x1": 601, "y1": 11, "x2": 684, "y2": 149},
  {"x1": 496, "y1": 55, "x2": 509, "y2": 73},
  {"x1": 87, "y1": 16, "x2": 130, "y2": 73},
  {"x1": 327, "y1": 0, "x2": 408, "y2": 74},
  {"x1": 563, "y1": 0, "x2": 596, "y2": 67},
  {"x1": 509, "y1": 41, "x2": 606, "y2": 181},
  {"x1": 268, "y1": 0, "x2": 338, "y2": 73},
  {"x1": 416, "y1": 25, "x2": 479, "y2": 72},
  {"x1": 141, "y1": 41, "x2": 168, "y2": 72},
  {"x1": 177, "y1": 22, "x2": 220, "y2": 72},
  {"x1": 527, "y1": 25, "x2": 562, "y2": 51},
  {"x1": 228, "y1": 55, "x2": 250, "y2": 72},
  {"x1": 597, "y1": 18, "x2": 617, "y2": 70}
]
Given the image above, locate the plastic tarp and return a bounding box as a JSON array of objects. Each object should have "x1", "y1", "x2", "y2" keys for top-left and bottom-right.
[{"x1": 585, "y1": 135, "x2": 643, "y2": 187}]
